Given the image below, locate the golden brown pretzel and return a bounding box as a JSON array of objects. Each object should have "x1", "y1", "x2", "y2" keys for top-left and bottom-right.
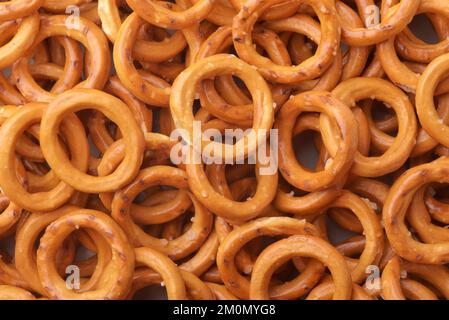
[
  {"x1": 250, "y1": 234, "x2": 352, "y2": 300},
  {"x1": 233, "y1": 0, "x2": 340, "y2": 83}
]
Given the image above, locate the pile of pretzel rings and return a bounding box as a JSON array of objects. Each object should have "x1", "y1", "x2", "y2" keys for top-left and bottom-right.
[{"x1": 1, "y1": 0, "x2": 449, "y2": 300}]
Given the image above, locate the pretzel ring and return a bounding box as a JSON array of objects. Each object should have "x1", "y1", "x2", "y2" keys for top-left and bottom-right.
[
  {"x1": 27, "y1": 15, "x2": 110, "y2": 92},
  {"x1": 383, "y1": 157, "x2": 449, "y2": 264},
  {"x1": 196, "y1": 26, "x2": 289, "y2": 127},
  {"x1": 416, "y1": 53, "x2": 449, "y2": 148},
  {"x1": 206, "y1": 282, "x2": 238, "y2": 300},
  {"x1": 335, "y1": 1, "x2": 370, "y2": 80},
  {"x1": 262, "y1": 14, "x2": 343, "y2": 91},
  {"x1": 112, "y1": 165, "x2": 213, "y2": 260},
  {"x1": 362, "y1": 94, "x2": 449, "y2": 158},
  {"x1": 95, "y1": 133, "x2": 174, "y2": 204},
  {"x1": 233, "y1": 0, "x2": 340, "y2": 83},
  {"x1": 13, "y1": 36, "x2": 83, "y2": 103},
  {"x1": 382, "y1": 256, "x2": 449, "y2": 300},
  {"x1": 273, "y1": 114, "x2": 342, "y2": 215},
  {"x1": 423, "y1": 185, "x2": 449, "y2": 224},
  {"x1": 0, "y1": 71, "x2": 25, "y2": 105},
  {"x1": 171, "y1": 54, "x2": 274, "y2": 162},
  {"x1": 340, "y1": 0, "x2": 419, "y2": 46},
  {"x1": 40, "y1": 89, "x2": 145, "y2": 193},
  {"x1": 217, "y1": 217, "x2": 322, "y2": 299},
  {"x1": 250, "y1": 234, "x2": 352, "y2": 300},
  {"x1": 15, "y1": 206, "x2": 97, "y2": 295},
  {"x1": 0, "y1": 109, "x2": 47, "y2": 163},
  {"x1": 99, "y1": 0, "x2": 188, "y2": 63},
  {"x1": 0, "y1": 195, "x2": 22, "y2": 237},
  {"x1": 37, "y1": 209, "x2": 134, "y2": 300},
  {"x1": 0, "y1": 0, "x2": 42, "y2": 22},
  {"x1": 395, "y1": 14, "x2": 449, "y2": 64},
  {"x1": 0, "y1": 12, "x2": 40, "y2": 70},
  {"x1": 126, "y1": 0, "x2": 216, "y2": 29},
  {"x1": 327, "y1": 191, "x2": 384, "y2": 283},
  {"x1": 133, "y1": 247, "x2": 187, "y2": 300},
  {"x1": 88, "y1": 77, "x2": 153, "y2": 154},
  {"x1": 0, "y1": 103, "x2": 88, "y2": 212},
  {"x1": 179, "y1": 230, "x2": 219, "y2": 277},
  {"x1": 42, "y1": 0, "x2": 93, "y2": 12},
  {"x1": 187, "y1": 157, "x2": 278, "y2": 222},
  {"x1": 114, "y1": 12, "x2": 172, "y2": 107},
  {"x1": 277, "y1": 91, "x2": 357, "y2": 192},
  {"x1": 130, "y1": 259, "x2": 215, "y2": 300},
  {"x1": 322, "y1": 77, "x2": 417, "y2": 177}
]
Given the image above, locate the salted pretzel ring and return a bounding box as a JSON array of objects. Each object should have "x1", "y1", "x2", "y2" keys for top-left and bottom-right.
[
  {"x1": 362, "y1": 94, "x2": 449, "y2": 158},
  {"x1": 171, "y1": 53, "x2": 274, "y2": 162},
  {"x1": 0, "y1": 0, "x2": 42, "y2": 22},
  {"x1": 37, "y1": 209, "x2": 134, "y2": 300},
  {"x1": 40, "y1": 89, "x2": 145, "y2": 193},
  {"x1": 273, "y1": 113, "x2": 344, "y2": 215},
  {"x1": 195, "y1": 26, "x2": 289, "y2": 127},
  {"x1": 232, "y1": 0, "x2": 340, "y2": 83},
  {"x1": 406, "y1": 186, "x2": 449, "y2": 244},
  {"x1": 0, "y1": 12, "x2": 40, "y2": 70},
  {"x1": 277, "y1": 91, "x2": 357, "y2": 192},
  {"x1": 186, "y1": 156, "x2": 278, "y2": 222},
  {"x1": 98, "y1": 0, "x2": 127, "y2": 42},
  {"x1": 383, "y1": 157, "x2": 449, "y2": 264},
  {"x1": 100, "y1": 0, "x2": 188, "y2": 63},
  {"x1": 217, "y1": 217, "x2": 323, "y2": 299},
  {"x1": 20, "y1": 15, "x2": 110, "y2": 93},
  {"x1": 0, "y1": 105, "x2": 46, "y2": 162},
  {"x1": 329, "y1": 191, "x2": 384, "y2": 281},
  {"x1": 133, "y1": 247, "x2": 187, "y2": 300},
  {"x1": 96, "y1": 133, "x2": 176, "y2": 213},
  {"x1": 87, "y1": 75, "x2": 152, "y2": 154},
  {"x1": 335, "y1": 1, "x2": 370, "y2": 81},
  {"x1": 16, "y1": 205, "x2": 104, "y2": 295},
  {"x1": 126, "y1": 0, "x2": 216, "y2": 29},
  {"x1": 306, "y1": 281, "x2": 372, "y2": 300},
  {"x1": 0, "y1": 195, "x2": 22, "y2": 237},
  {"x1": 0, "y1": 285, "x2": 35, "y2": 300},
  {"x1": 329, "y1": 177, "x2": 388, "y2": 233},
  {"x1": 42, "y1": 0, "x2": 92, "y2": 12},
  {"x1": 114, "y1": 12, "x2": 174, "y2": 107},
  {"x1": 321, "y1": 77, "x2": 417, "y2": 177},
  {"x1": 250, "y1": 234, "x2": 352, "y2": 300},
  {"x1": 423, "y1": 185, "x2": 449, "y2": 224},
  {"x1": 416, "y1": 52, "x2": 449, "y2": 148},
  {"x1": 111, "y1": 165, "x2": 213, "y2": 260},
  {"x1": 0, "y1": 103, "x2": 88, "y2": 212}
]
